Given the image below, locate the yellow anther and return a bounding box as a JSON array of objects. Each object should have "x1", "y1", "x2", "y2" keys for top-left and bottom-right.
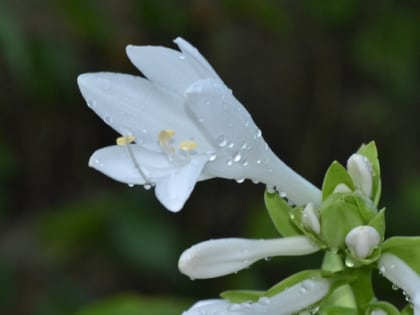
[
  {"x1": 158, "y1": 129, "x2": 175, "y2": 145},
  {"x1": 178, "y1": 140, "x2": 198, "y2": 151},
  {"x1": 116, "y1": 135, "x2": 136, "y2": 146}
]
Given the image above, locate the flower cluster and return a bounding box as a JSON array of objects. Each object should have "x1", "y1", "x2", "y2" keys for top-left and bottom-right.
[{"x1": 79, "y1": 38, "x2": 420, "y2": 315}]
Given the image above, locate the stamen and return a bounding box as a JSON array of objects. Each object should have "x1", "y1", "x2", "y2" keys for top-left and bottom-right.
[
  {"x1": 115, "y1": 135, "x2": 150, "y2": 185},
  {"x1": 158, "y1": 129, "x2": 176, "y2": 155},
  {"x1": 116, "y1": 135, "x2": 136, "y2": 146},
  {"x1": 179, "y1": 140, "x2": 197, "y2": 151}
]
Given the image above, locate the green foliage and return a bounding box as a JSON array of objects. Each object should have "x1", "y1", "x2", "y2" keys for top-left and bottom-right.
[
  {"x1": 75, "y1": 294, "x2": 191, "y2": 315},
  {"x1": 321, "y1": 161, "x2": 354, "y2": 201},
  {"x1": 264, "y1": 191, "x2": 301, "y2": 237}
]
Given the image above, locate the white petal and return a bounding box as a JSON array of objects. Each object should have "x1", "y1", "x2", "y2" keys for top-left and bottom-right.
[
  {"x1": 78, "y1": 72, "x2": 212, "y2": 151},
  {"x1": 178, "y1": 236, "x2": 319, "y2": 279},
  {"x1": 173, "y1": 37, "x2": 222, "y2": 82},
  {"x1": 89, "y1": 145, "x2": 187, "y2": 183},
  {"x1": 155, "y1": 154, "x2": 210, "y2": 212},
  {"x1": 378, "y1": 253, "x2": 420, "y2": 302},
  {"x1": 185, "y1": 78, "x2": 266, "y2": 176},
  {"x1": 126, "y1": 44, "x2": 209, "y2": 94}
]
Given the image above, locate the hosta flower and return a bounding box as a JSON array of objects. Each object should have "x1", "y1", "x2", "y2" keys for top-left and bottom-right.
[
  {"x1": 182, "y1": 278, "x2": 330, "y2": 315},
  {"x1": 178, "y1": 236, "x2": 319, "y2": 279},
  {"x1": 78, "y1": 37, "x2": 321, "y2": 212},
  {"x1": 378, "y1": 253, "x2": 420, "y2": 315}
]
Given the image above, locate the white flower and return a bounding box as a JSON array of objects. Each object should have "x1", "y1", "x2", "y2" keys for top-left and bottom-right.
[
  {"x1": 182, "y1": 278, "x2": 330, "y2": 315},
  {"x1": 301, "y1": 202, "x2": 321, "y2": 234},
  {"x1": 378, "y1": 253, "x2": 420, "y2": 315},
  {"x1": 345, "y1": 225, "x2": 380, "y2": 259},
  {"x1": 178, "y1": 236, "x2": 319, "y2": 279},
  {"x1": 78, "y1": 37, "x2": 321, "y2": 212}
]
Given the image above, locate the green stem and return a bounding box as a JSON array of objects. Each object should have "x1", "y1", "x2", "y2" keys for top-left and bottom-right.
[{"x1": 349, "y1": 267, "x2": 375, "y2": 312}]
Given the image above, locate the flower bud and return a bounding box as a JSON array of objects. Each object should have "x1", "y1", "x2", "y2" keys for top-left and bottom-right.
[
  {"x1": 347, "y1": 154, "x2": 373, "y2": 198},
  {"x1": 302, "y1": 203, "x2": 320, "y2": 234},
  {"x1": 345, "y1": 225, "x2": 380, "y2": 259},
  {"x1": 178, "y1": 236, "x2": 319, "y2": 279}
]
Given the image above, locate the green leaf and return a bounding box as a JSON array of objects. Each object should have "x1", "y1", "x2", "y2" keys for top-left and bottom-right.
[
  {"x1": 368, "y1": 208, "x2": 386, "y2": 240},
  {"x1": 357, "y1": 141, "x2": 382, "y2": 205},
  {"x1": 75, "y1": 294, "x2": 191, "y2": 315},
  {"x1": 318, "y1": 305, "x2": 358, "y2": 315},
  {"x1": 264, "y1": 192, "x2": 301, "y2": 236},
  {"x1": 220, "y1": 290, "x2": 264, "y2": 303},
  {"x1": 319, "y1": 194, "x2": 365, "y2": 250},
  {"x1": 401, "y1": 303, "x2": 414, "y2": 315},
  {"x1": 265, "y1": 270, "x2": 323, "y2": 297},
  {"x1": 322, "y1": 161, "x2": 354, "y2": 201},
  {"x1": 382, "y1": 236, "x2": 420, "y2": 274}
]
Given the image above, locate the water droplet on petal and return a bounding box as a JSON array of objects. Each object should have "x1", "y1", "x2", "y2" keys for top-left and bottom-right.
[
  {"x1": 258, "y1": 297, "x2": 271, "y2": 305},
  {"x1": 228, "y1": 304, "x2": 241, "y2": 311},
  {"x1": 104, "y1": 115, "x2": 112, "y2": 124},
  {"x1": 128, "y1": 183, "x2": 134, "y2": 187},
  {"x1": 226, "y1": 159, "x2": 233, "y2": 166},
  {"x1": 242, "y1": 159, "x2": 248, "y2": 166},
  {"x1": 255, "y1": 129, "x2": 262, "y2": 138},
  {"x1": 256, "y1": 159, "x2": 262, "y2": 164},
  {"x1": 87, "y1": 99, "x2": 96, "y2": 109},
  {"x1": 144, "y1": 184, "x2": 152, "y2": 190},
  {"x1": 217, "y1": 135, "x2": 227, "y2": 147},
  {"x1": 233, "y1": 152, "x2": 241, "y2": 162},
  {"x1": 392, "y1": 284, "x2": 399, "y2": 291},
  {"x1": 228, "y1": 141, "x2": 234, "y2": 148},
  {"x1": 236, "y1": 178, "x2": 245, "y2": 183},
  {"x1": 209, "y1": 153, "x2": 217, "y2": 162},
  {"x1": 179, "y1": 55, "x2": 186, "y2": 60}
]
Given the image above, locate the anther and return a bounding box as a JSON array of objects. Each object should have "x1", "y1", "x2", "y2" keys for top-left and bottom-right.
[
  {"x1": 116, "y1": 135, "x2": 136, "y2": 146},
  {"x1": 179, "y1": 140, "x2": 197, "y2": 151}
]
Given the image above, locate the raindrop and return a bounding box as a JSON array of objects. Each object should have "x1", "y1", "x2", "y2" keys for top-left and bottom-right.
[
  {"x1": 252, "y1": 179, "x2": 259, "y2": 184},
  {"x1": 301, "y1": 280, "x2": 314, "y2": 290},
  {"x1": 128, "y1": 183, "x2": 134, "y2": 187},
  {"x1": 236, "y1": 178, "x2": 245, "y2": 183},
  {"x1": 280, "y1": 192, "x2": 287, "y2": 199},
  {"x1": 209, "y1": 153, "x2": 217, "y2": 162},
  {"x1": 244, "y1": 120, "x2": 250, "y2": 127},
  {"x1": 258, "y1": 297, "x2": 271, "y2": 305},
  {"x1": 178, "y1": 55, "x2": 186, "y2": 60},
  {"x1": 144, "y1": 184, "x2": 152, "y2": 190},
  {"x1": 392, "y1": 284, "x2": 399, "y2": 291},
  {"x1": 217, "y1": 135, "x2": 227, "y2": 147},
  {"x1": 242, "y1": 160, "x2": 249, "y2": 166},
  {"x1": 379, "y1": 265, "x2": 386, "y2": 275},
  {"x1": 228, "y1": 304, "x2": 241, "y2": 312},
  {"x1": 241, "y1": 142, "x2": 248, "y2": 150},
  {"x1": 266, "y1": 184, "x2": 275, "y2": 193},
  {"x1": 345, "y1": 257, "x2": 355, "y2": 268},
  {"x1": 104, "y1": 115, "x2": 112, "y2": 124},
  {"x1": 228, "y1": 141, "x2": 234, "y2": 148},
  {"x1": 226, "y1": 159, "x2": 233, "y2": 166},
  {"x1": 256, "y1": 159, "x2": 262, "y2": 164},
  {"x1": 87, "y1": 99, "x2": 96, "y2": 109},
  {"x1": 255, "y1": 129, "x2": 262, "y2": 138},
  {"x1": 264, "y1": 257, "x2": 271, "y2": 262},
  {"x1": 233, "y1": 152, "x2": 242, "y2": 162}
]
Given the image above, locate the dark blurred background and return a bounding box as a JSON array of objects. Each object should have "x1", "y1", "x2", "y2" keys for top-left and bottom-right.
[{"x1": 1, "y1": 0, "x2": 419, "y2": 314}]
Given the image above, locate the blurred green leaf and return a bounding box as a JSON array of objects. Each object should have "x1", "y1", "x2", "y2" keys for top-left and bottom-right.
[
  {"x1": 36, "y1": 199, "x2": 108, "y2": 260},
  {"x1": 75, "y1": 294, "x2": 191, "y2": 315}
]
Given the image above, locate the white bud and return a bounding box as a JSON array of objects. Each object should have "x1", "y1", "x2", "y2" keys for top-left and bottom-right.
[
  {"x1": 347, "y1": 153, "x2": 373, "y2": 198},
  {"x1": 178, "y1": 236, "x2": 320, "y2": 279},
  {"x1": 345, "y1": 225, "x2": 380, "y2": 259},
  {"x1": 333, "y1": 183, "x2": 352, "y2": 194},
  {"x1": 302, "y1": 203, "x2": 321, "y2": 234}
]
